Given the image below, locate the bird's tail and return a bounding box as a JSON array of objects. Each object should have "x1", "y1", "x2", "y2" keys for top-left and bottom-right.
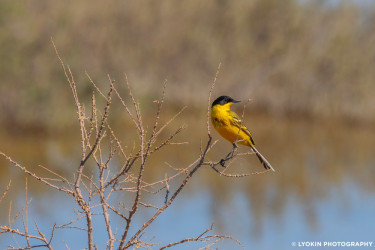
[{"x1": 250, "y1": 146, "x2": 275, "y2": 172}]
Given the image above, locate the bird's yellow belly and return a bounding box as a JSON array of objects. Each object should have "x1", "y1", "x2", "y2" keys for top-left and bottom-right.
[
  {"x1": 215, "y1": 125, "x2": 251, "y2": 146},
  {"x1": 211, "y1": 106, "x2": 252, "y2": 146}
]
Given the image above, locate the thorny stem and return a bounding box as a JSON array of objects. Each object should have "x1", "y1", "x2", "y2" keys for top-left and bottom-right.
[
  {"x1": 1, "y1": 53, "x2": 256, "y2": 249},
  {"x1": 119, "y1": 103, "x2": 145, "y2": 248},
  {"x1": 99, "y1": 167, "x2": 114, "y2": 249},
  {"x1": 119, "y1": 82, "x2": 167, "y2": 248},
  {"x1": 123, "y1": 135, "x2": 213, "y2": 249}
]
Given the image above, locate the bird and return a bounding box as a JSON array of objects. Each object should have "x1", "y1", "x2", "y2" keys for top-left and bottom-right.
[{"x1": 210, "y1": 95, "x2": 275, "y2": 171}]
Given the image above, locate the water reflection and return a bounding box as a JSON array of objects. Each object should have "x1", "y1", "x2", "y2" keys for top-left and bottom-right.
[{"x1": 1, "y1": 111, "x2": 374, "y2": 248}]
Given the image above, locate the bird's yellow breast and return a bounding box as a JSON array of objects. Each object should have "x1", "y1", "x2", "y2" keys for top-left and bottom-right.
[{"x1": 211, "y1": 104, "x2": 252, "y2": 146}]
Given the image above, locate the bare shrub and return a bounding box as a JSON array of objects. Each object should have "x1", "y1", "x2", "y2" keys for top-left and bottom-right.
[{"x1": 0, "y1": 42, "x2": 271, "y2": 249}]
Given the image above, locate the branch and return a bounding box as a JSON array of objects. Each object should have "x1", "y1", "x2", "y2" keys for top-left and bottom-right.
[
  {"x1": 123, "y1": 135, "x2": 213, "y2": 249},
  {"x1": 0, "y1": 152, "x2": 74, "y2": 196}
]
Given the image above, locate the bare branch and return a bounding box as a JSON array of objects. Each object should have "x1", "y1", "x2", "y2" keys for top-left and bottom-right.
[
  {"x1": 0, "y1": 180, "x2": 11, "y2": 204},
  {"x1": 0, "y1": 152, "x2": 74, "y2": 196},
  {"x1": 123, "y1": 135, "x2": 213, "y2": 249},
  {"x1": 159, "y1": 224, "x2": 244, "y2": 250},
  {"x1": 0, "y1": 58, "x2": 256, "y2": 249},
  {"x1": 207, "y1": 63, "x2": 221, "y2": 135}
]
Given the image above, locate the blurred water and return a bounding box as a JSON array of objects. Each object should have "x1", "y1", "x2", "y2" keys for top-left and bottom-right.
[{"x1": 1, "y1": 113, "x2": 374, "y2": 249}]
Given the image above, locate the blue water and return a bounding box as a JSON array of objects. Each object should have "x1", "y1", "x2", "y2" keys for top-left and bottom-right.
[{"x1": 2, "y1": 177, "x2": 375, "y2": 249}]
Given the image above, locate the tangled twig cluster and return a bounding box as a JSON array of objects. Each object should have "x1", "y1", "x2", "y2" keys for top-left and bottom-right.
[{"x1": 0, "y1": 41, "x2": 269, "y2": 249}]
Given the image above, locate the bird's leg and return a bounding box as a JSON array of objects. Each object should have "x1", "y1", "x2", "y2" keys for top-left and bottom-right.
[
  {"x1": 234, "y1": 139, "x2": 245, "y2": 144},
  {"x1": 220, "y1": 142, "x2": 239, "y2": 167}
]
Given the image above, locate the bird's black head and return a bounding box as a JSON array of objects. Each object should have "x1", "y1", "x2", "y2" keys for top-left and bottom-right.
[{"x1": 211, "y1": 96, "x2": 240, "y2": 107}]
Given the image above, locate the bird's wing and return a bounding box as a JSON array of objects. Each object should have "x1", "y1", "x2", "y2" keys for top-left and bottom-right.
[{"x1": 229, "y1": 111, "x2": 255, "y2": 145}]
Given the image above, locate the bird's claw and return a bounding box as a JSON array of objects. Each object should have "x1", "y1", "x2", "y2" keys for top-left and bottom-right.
[{"x1": 220, "y1": 159, "x2": 226, "y2": 167}]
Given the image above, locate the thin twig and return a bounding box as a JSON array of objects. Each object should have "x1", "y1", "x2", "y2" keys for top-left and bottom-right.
[{"x1": 207, "y1": 63, "x2": 221, "y2": 135}]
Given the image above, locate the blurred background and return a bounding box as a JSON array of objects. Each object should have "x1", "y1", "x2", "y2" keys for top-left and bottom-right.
[{"x1": 1, "y1": 0, "x2": 375, "y2": 249}]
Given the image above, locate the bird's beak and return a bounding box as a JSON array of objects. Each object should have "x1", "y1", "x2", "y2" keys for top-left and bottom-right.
[{"x1": 232, "y1": 99, "x2": 240, "y2": 103}]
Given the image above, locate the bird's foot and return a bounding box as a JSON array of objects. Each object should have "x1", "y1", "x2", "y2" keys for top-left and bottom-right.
[{"x1": 220, "y1": 159, "x2": 226, "y2": 167}]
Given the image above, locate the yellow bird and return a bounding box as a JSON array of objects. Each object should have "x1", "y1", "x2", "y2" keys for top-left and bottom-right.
[{"x1": 211, "y1": 96, "x2": 275, "y2": 171}]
